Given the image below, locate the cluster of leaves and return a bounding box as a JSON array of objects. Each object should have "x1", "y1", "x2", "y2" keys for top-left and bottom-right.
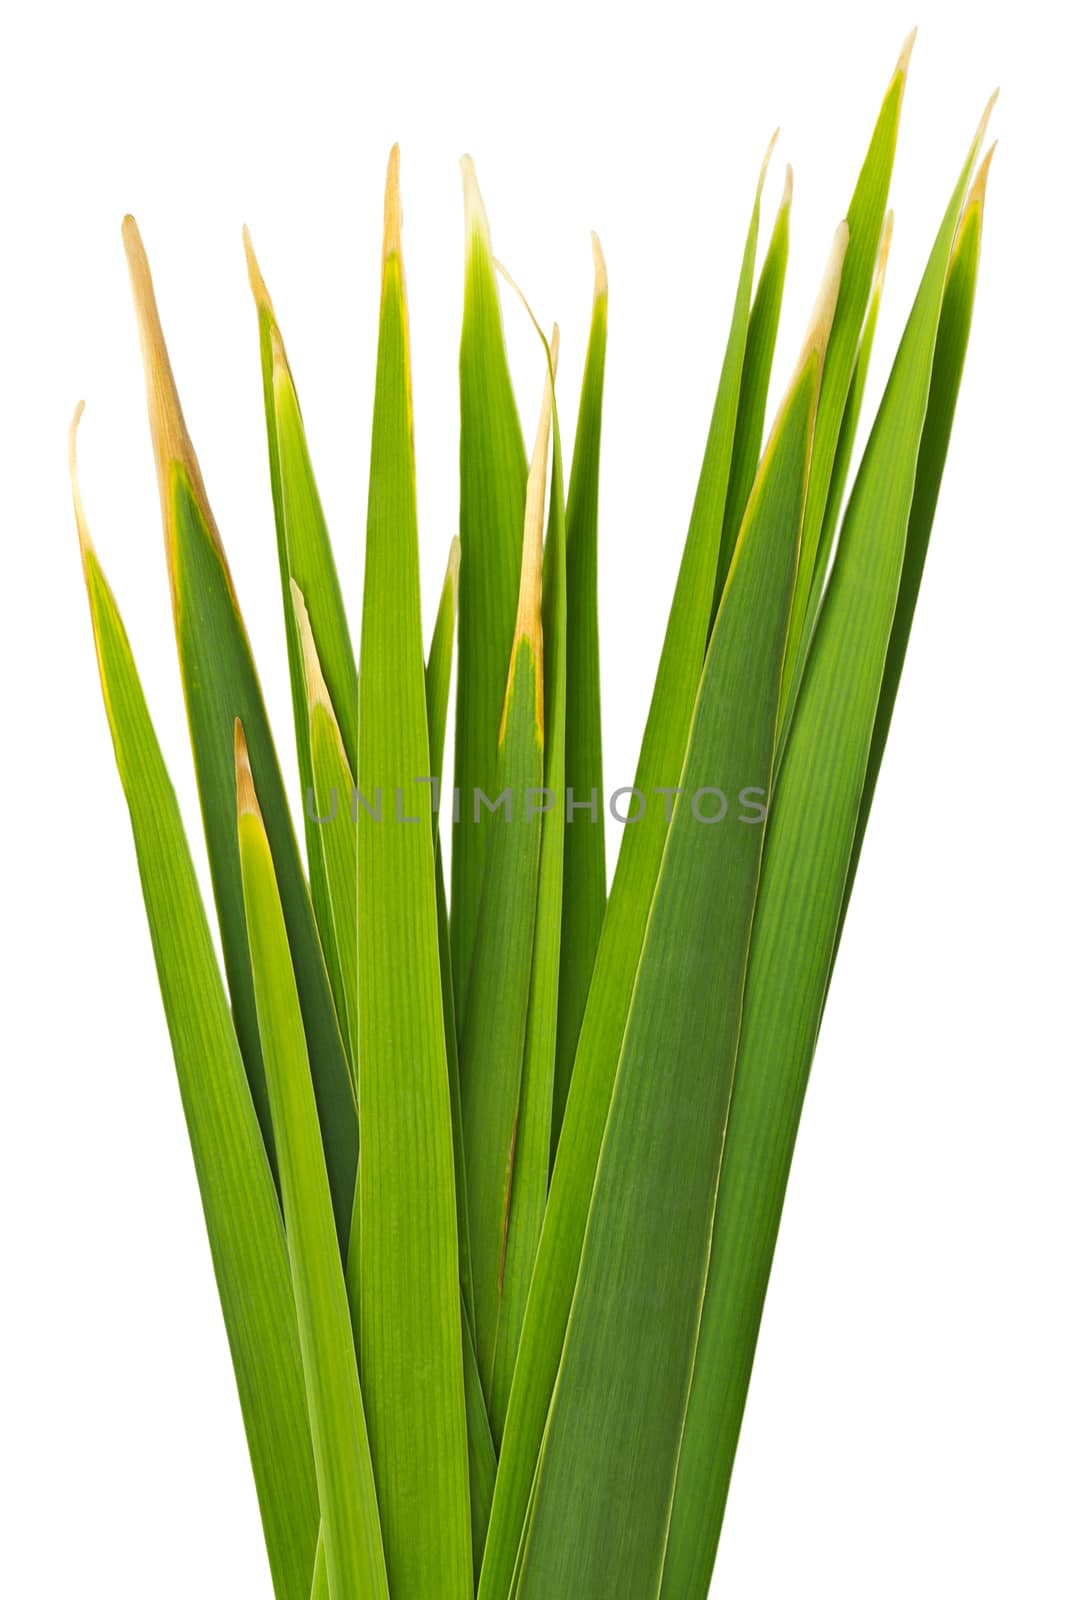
[{"x1": 73, "y1": 35, "x2": 993, "y2": 1600}]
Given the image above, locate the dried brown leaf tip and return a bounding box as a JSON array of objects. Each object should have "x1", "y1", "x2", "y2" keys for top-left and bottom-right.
[{"x1": 234, "y1": 718, "x2": 262, "y2": 821}]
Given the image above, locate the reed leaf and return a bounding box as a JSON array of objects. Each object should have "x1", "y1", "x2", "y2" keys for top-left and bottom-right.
[
  {"x1": 122, "y1": 219, "x2": 357, "y2": 1249},
  {"x1": 356, "y1": 146, "x2": 471, "y2": 1599},
  {"x1": 508, "y1": 233, "x2": 841, "y2": 1600},
  {"x1": 477, "y1": 141, "x2": 771, "y2": 1600},
  {"x1": 461, "y1": 343, "x2": 553, "y2": 1400},
  {"x1": 453, "y1": 158, "x2": 529, "y2": 1023},
  {"x1": 236, "y1": 724, "x2": 387, "y2": 1600},
  {"x1": 291, "y1": 584, "x2": 360, "y2": 1087},
  {"x1": 553, "y1": 239, "x2": 607, "y2": 1154},
  {"x1": 491, "y1": 333, "x2": 568, "y2": 1433},
  {"x1": 245, "y1": 233, "x2": 360, "y2": 1036},
  {"x1": 71, "y1": 420, "x2": 319, "y2": 1600},
  {"x1": 779, "y1": 33, "x2": 911, "y2": 711},
  {"x1": 658, "y1": 103, "x2": 994, "y2": 1600},
  {"x1": 715, "y1": 165, "x2": 792, "y2": 613}
]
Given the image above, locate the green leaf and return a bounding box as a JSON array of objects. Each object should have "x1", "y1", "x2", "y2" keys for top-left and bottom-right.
[
  {"x1": 244, "y1": 232, "x2": 360, "y2": 1044},
  {"x1": 71, "y1": 436, "x2": 319, "y2": 1600},
  {"x1": 452, "y1": 157, "x2": 529, "y2": 1023},
  {"x1": 658, "y1": 106, "x2": 993, "y2": 1600},
  {"x1": 356, "y1": 148, "x2": 471, "y2": 1600},
  {"x1": 291, "y1": 584, "x2": 360, "y2": 1090},
  {"x1": 460, "y1": 348, "x2": 552, "y2": 1403},
  {"x1": 553, "y1": 239, "x2": 607, "y2": 1159},
  {"x1": 509, "y1": 256, "x2": 834, "y2": 1600},
  {"x1": 790, "y1": 209, "x2": 894, "y2": 716},
  {"x1": 426, "y1": 538, "x2": 476, "y2": 1332},
  {"x1": 478, "y1": 141, "x2": 771, "y2": 1600},
  {"x1": 236, "y1": 726, "x2": 387, "y2": 1600},
  {"x1": 779, "y1": 33, "x2": 911, "y2": 712},
  {"x1": 492, "y1": 337, "x2": 568, "y2": 1433},
  {"x1": 840, "y1": 153, "x2": 991, "y2": 925},
  {"x1": 122, "y1": 219, "x2": 357, "y2": 1252},
  {"x1": 425, "y1": 537, "x2": 497, "y2": 1579},
  {"x1": 714, "y1": 165, "x2": 791, "y2": 613}
]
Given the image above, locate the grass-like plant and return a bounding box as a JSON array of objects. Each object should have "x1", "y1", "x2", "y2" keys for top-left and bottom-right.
[{"x1": 72, "y1": 33, "x2": 994, "y2": 1600}]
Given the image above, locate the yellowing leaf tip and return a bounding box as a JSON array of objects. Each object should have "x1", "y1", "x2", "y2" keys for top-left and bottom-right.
[
  {"x1": 68, "y1": 400, "x2": 93, "y2": 567},
  {"x1": 383, "y1": 143, "x2": 403, "y2": 266},
  {"x1": 896, "y1": 27, "x2": 917, "y2": 83},
  {"x1": 969, "y1": 141, "x2": 996, "y2": 212},
  {"x1": 974, "y1": 89, "x2": 999, "y2": 156},
  {"x1": 242, "y1": 225, "x2": 276, "y2": 319},
  {"x1": 234, "y1": 718, "x2": 261, "y2": 820},
  {"x1": 447, "y1": 535, "x2": 461, "y2": 591},
  {"x1": 781, "y1": 163, "x2": 794, "y2": 211},
  {"x1": 802, "y1": 219, "x2": 849, "y2": 377},
  {"x1": 122, "y1": 214, "x2": 216, "y2": 574},
  {"x1": 460, "y1": 154, "x2": 491, "y2": 252},
  {"x1": 289, "y1": 579, "x2": 332, "y2": 713},
  {"x1": 758, "y1": 129, "x2": 780, "y2": 196},
  {"x1": 591, "y1": 232, "x2": 608, "y2": 302}
]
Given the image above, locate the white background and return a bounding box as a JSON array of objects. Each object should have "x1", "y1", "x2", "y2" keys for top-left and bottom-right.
[{"x1": 2, "y1": 0, "x2": 1062, "y2": 1594}]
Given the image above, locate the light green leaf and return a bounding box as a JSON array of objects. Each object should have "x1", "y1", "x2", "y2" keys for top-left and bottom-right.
[
  {"x1": 71, "y1": 435, "x2": 319, "y2": 1600},
  {"x1": 453, "y1": 157, "x2": 529, "y2": 1023},
  {"x1": 492, "y1": 335, "x2": 568, "y2": 1432},
  {"x1": 461, "y1": 346, "x2": 552, "y2": 1404},
  {"x1": 553, "y1": 239, "x2": 607, "y2": 1159},
  {"x1": 122, "y1": 219, "x2": 357, "y2": 1250},
  {"x1": 237, "y1": 725, "x2": 387, "y2": 1600},
  {"x1": 244, "y1": 232, "x2": 359, "y2": 1039},
  {"x1": 356, "y1": 148, "x2": 472, "y2": 1600}
]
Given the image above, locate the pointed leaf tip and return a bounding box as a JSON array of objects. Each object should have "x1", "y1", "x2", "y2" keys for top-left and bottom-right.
[
  {"x1": 796, "y1": 219, "x2": 849, "y2": 385},
  {"x1": 781, "y1": 163, "x2": 794, "y2": 210},
  {"x1": 896, "y1": 26, "x2": 917, "y2": 82},
  {"x1": 234, "y1": 719, "x2": 261, "y2": 819},
  {"x1": 447, "y1": 534, "x2": 461, "y2": 589},
  {"x1": 975, "y1": 89, "x2": 999, "y2": 153},
  {"x1": 68, "y1": 401, "x2": 92, "y2": 565},
  {"x1": 122, "y1": 215, "x2": 208, "y2": 521},
  {"x1": 460, "y1": 153, "x2": 491, "y2": 250},
  {"x1": 591, "y1": 232, "x2": 608, "y2": 301},
  {"x1": 758, "y1": 129, "x2": 779, "y2": 195},
  {"x1": 289, "y1": 579, "x2": 332, "y2": 714},
  {"x1": 242, "y1": 225, "x2": 276, "y2": 319},
  {"x1": 969, "y1": 141, "x2": 997, "y2": 211},
  {"x1": 383, "y1": 143, "x2": 403, "y2": 265}
]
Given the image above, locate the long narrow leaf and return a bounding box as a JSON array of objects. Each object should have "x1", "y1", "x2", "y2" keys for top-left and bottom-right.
[
  {"x1": 426, "y1": 538, "x2": 498, "y2": 1579},
  {"x1": 453, "y1": 158, "x2": 529, "y2": 1022},
  {"x1": 461, "y1": 345, "x2": 553, "y2": 1401},
  {"x1": 244, "y1": 233, "x2": 360, "y2": 1035},
  {"x1": 478, "y1": 141, "x2": 771, "y2": 1600},
  {"x1": 841, "y1": 151, "x2": 992, "y2": 923},
  {"x1": 714, "y1": 165, "x2": 792, "y2": 611},
  {"x1": 659, "y1": 104, "x2": 994, "y2": 1600},
  {"x1": 779, "y1": 33, "x2": 911, "y2": 710},
  {"x1": 236, "y1": 724, "x2": 387, "y2": 1600},
  {"x1": 510, "y1": 238, "x2": 839, "y2": 1600},
  {"x1": 71, "y1": 423, "x2": 319, "y2": 1600},
  {"x1": 122, "y1": 219, "x2": 357, "y2": 1250},
  {"x1": 553, "y1": 239, "x2": 607, "y2": 1153},
  {"x1": 357, "y1": 146, "x2": 472, "y2": 1600},
  {"x1": 492, "y1": 335, "x2": 568, "y2": 1432}
]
